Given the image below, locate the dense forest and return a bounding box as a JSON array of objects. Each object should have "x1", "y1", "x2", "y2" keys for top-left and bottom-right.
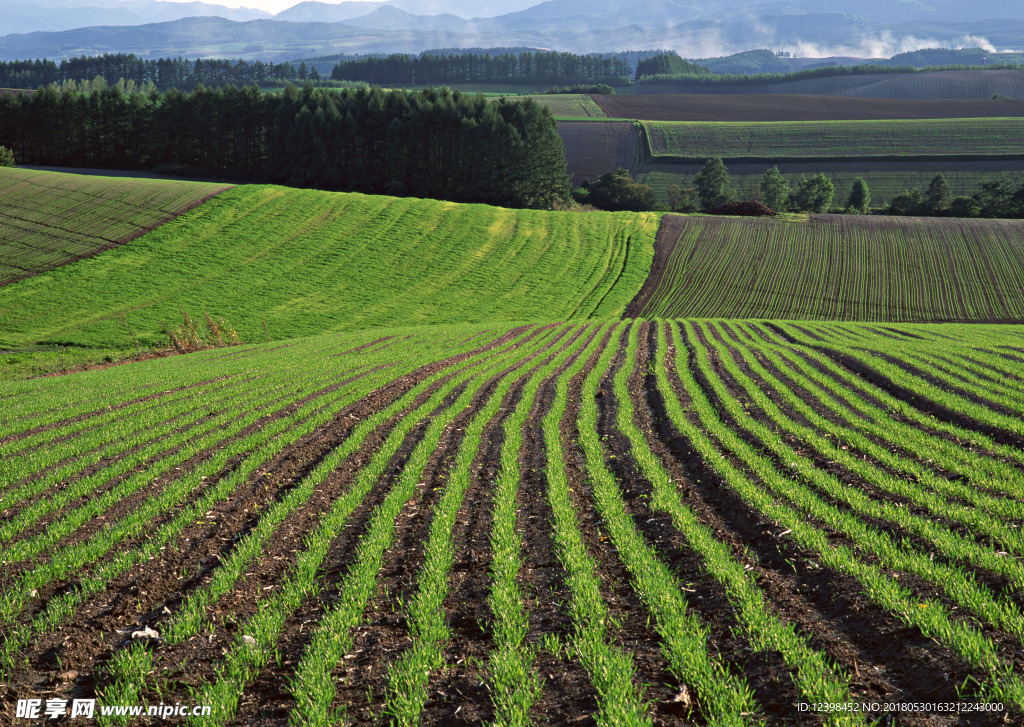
[
  {"x1": 0, "y1": 55, "x2": 312, "y2": 92},
  {"x1": 634, "y1": 53, "x2": 713, "y2": 80},
  {"x1": 0, "y1": 84, "x2": 569, "y2": 208},
  {"x1": 330, "y1": 51, "x2": 631, "y2": 85}
]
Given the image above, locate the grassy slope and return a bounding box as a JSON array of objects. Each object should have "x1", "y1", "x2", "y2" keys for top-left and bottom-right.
[
  {"x1": 0, "y1": 168, "x2": 230, "y2": 285},
  {"x1": 0, "y1": 183, "x2": 658, "y2": 353},
  {"x1": 632, "y1": 213, "x2": 1024, "y2": 321},
  {"x1": 643, "y1": 118, "x2": 1024, "y2": 160}
]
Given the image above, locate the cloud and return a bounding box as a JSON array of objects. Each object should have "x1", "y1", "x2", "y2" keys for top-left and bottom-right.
[{"x1": 774, "y1": 32, "x2": 997, "y2": 59}]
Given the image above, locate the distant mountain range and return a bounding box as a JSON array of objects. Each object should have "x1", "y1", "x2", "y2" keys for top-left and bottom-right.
[
  {"x1": 1, "y1": 0, "x2": 1023, "y2": 61},
  {"x1": 0, "y1": 0, "x2": 271, "y2": 36}
]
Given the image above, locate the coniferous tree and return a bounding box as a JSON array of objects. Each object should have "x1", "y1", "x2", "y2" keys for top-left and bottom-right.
[
  {"x1": 846, "y1": 177, "x2": 871, "y2": 214},
  {"x1": 926, "y1": 173, "x2": 952, "y2": 214}
]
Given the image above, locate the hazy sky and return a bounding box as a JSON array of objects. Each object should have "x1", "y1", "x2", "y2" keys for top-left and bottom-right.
[{"x1": 159, "y1": 0, "x2": 386, "y2": 13}]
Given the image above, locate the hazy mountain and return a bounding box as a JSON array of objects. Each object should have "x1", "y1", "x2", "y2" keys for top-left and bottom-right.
[
  {"x1": 274, "y1": 1, "x2": 388, "y2": 23},
  {"x1": 341, "y1": 6, "x2": 464, "y2": 31},
  {"x1": 0, "y1": 0, "x2": 270, "y2": 36},
  {"x1": 388, "y1": 0, "x2": 542, "y2": 18},
  {"x1": 276, "y1": 0, "x2": 546, "y2": 22},
  {"x1": 2, "y1": 0, "x2": 1023, "y2": 62}
]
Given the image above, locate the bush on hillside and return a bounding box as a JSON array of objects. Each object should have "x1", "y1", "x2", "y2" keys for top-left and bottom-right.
[
  {"x1": 709, "y1": 201, "x2": 777, "y2": 216},
  {"x1": 544, "y1": 84, "x2": 615, "y2": 94},
  {"x1": 579, "y1": 168, "x2": 657, "y2": 211}
]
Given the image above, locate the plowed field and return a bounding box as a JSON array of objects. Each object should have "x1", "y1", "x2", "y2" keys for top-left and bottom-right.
[
  {"x1": 628, "y1": 213, "x2": 1024, "y2": 321},
  {"x1": 557, "y1": 120, "x2": 641, "y2": 183},
  {"x1": 3, "y1": 319, "x2": 1023, "y2": 725},
  {"x1": 594, "y1": 92, "x2": 1024, "y2": 121},
  {"x1": 637, "y1": 69, "x2": 1024, "y2": 100}
]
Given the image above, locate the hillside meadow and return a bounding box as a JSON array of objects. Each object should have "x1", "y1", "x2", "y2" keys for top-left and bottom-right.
[
  {"x1": 0, "y1": 167, "x2": 230, "y2": 286},
  {"x1": 0, "y1": 181, "x2": 658, "y2": 356}
]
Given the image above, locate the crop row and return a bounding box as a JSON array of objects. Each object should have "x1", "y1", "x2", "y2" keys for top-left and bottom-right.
[
  {"x1": 4, "y1": 320, "x2": 1024, "y2": 724},
  {"x1": 630, "y1": 213, "x2": 1024, "y2": 321},
  {"x1": 642, "y1": 118, "x2": 1024, "y2": 160}
]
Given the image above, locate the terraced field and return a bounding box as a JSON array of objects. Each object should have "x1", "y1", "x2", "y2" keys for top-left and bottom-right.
[
  {"x1": 642, "y1": 118, "x2": 1024, "y2": 161},
  {"x1": 3, "y1": 318, "x2": 1023, "y2": 725},
  {"x1": 0, "y1": 183, "x2": 658, "y2": 350},
  {"x1": 0, "y1": 167, "x2": 230, "y2": 286},
  {"x1": 629, "y1": 213, "x2": 1024, "y2": 321}
]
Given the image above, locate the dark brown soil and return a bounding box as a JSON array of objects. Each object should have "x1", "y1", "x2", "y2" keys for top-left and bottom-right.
[
  {"x1": 624, "y1": 214, "x2": 688, "y2": 318},
  {"x1": 556, "y1": 121, "x2": 641, "y2": 184},
  {"x1": 593, "y1": 92, "x2": 1024, "y2": 121}
]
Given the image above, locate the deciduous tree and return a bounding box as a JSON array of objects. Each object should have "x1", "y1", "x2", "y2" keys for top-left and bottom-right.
[
  {"x1": 760, "y1": 166, "x2": 790, "y2": 213},
  {"x1": 694, "y1": 158, "x2": 731, "y2": 212}
]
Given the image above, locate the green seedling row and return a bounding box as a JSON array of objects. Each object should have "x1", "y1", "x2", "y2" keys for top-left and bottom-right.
[
  {"x1": 606, "y1": 322, "x2": 862, "y2": 723},
  {"x1": 642, "y1": 118, "x2": 1024, "y2": 160},
  {"x1": 181, "y1": 324, "x2": 561, "y2": 725},
  {"x1": 381, "y1": 325, "x2": 588, "y2": 725},
  {"x1": 540, "y1": 322, "x2": 653, "y2": 727},
  {"x1": 576, "y1": 323, "x2": 760, "y2": 724},
  {"x1": 632, "y1": 215, "x2": 1024, "y2": 322},
  {"x1": 483, "y1": 324, "x2": 606, "y2": 726},
  {"x1": 659, "y1": 321, "x2": 1024, "y2": 708},
  {"x1": 0, "y1": 167, "x2": 230, "y2": 285}
]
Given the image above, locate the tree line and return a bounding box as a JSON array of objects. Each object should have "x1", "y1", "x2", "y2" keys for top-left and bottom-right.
[
  {"x1": 635, "y1": 50, "x2": 1024, "y2": 84},
  {"x1": 330, "y1": 51, "x2": 631, "y2": 86},
  {"x1": 655, "y1": 160, "x2": 1024, "y2": 218},
  {"x1": 885, "y1": 174, "x2": 1024, "y2": 218},
  {"x1": 0, "y1": 55, "x2": 315, "y2": 92},
  {"x1": 0, "y1": 84, "x2": 569, "y2": 208}
]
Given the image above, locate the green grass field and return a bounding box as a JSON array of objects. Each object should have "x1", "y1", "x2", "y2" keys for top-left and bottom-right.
[
  {"x1": 0, "y1": 182, "x2": 658, "y2": 357},
  {"x1": 642, "y1": 118, "x2": 1024, "y2": 160},
  {"x1": 0, "y1": 168, "x2": 230, "y2": 286},
  {"x1": 629, "y1": 213, "x2": 1024, "y2": 320},
  {"x1": 5, "y1": 165, "x2": 1024, "y2": 724}
]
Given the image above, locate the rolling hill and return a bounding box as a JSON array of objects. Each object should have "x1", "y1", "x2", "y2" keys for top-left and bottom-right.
[{"x1": 0, "y1": 175, "x2": 658, "y2": 352}]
